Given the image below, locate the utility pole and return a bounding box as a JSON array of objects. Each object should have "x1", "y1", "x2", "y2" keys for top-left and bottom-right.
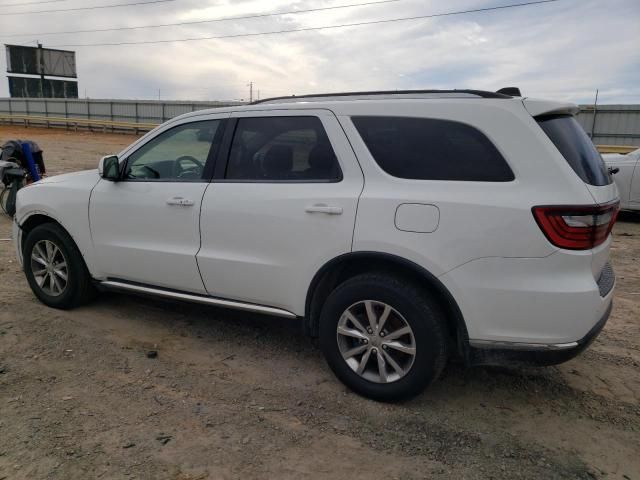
[
  {"x1": 257, "y1": 90, "x2": 260, "y2": 101},
  {"x1": 247, "y1": 81, "x2": 253, "y2": 103},
  {"x1": 158, "y1": 88, "x2": 161, "y2": 100},
  {"x1": 37, "y1": 41, "x2": 45, "y2": 98}
]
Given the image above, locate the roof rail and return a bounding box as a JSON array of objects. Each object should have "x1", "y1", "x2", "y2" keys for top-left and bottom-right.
[{"x1": 251, "y1": 89, "x2": 512, "y2": 105}]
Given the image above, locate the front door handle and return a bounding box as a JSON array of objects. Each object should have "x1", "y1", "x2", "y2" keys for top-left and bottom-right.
[
  {"x1": 305, "y1": 203, "x2": 343, "y2": 215},
  {"x1": 166, "y1": 196, "x2": 194, "y2": 206}
]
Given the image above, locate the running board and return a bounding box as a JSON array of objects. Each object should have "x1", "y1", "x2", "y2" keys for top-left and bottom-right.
[
  {"x1": 469, "y1": 339, "x2": 578, "y2": 351},
  {"x1": 100, "y1": 280, "x2": 297, "y2": 319}
]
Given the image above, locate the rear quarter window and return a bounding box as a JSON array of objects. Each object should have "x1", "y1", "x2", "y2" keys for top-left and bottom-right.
[
  {"x1": 536, "y1": 114, "x2": 611, "y2": 186},
  {"x1": 351, "y1": 116, "x2": 514, "y2": 182}
]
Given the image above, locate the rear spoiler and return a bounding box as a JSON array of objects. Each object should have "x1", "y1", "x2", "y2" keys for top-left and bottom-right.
[
  {"x1": 494, "y1": 87, "x2": 580, "y2": 117},
  {"x1": 521, "y1": 98, "x2": 580, "y2": 117}
]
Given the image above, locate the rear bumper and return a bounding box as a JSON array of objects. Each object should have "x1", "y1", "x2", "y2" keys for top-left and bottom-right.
[
  {"x1": 440, "y1": 249, "x2": 615, "y2": 345},
  {"x1": 466, "y1": 300, "x2": 612, "y2": 366}
]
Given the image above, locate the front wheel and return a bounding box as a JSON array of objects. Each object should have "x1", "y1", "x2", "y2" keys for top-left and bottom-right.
[
  {"x1": 319, "y1": 274, "x2": 448, "y2": 401},
  {"x1": 23, "y1": 223, "x2": 95, "y2": 309}
]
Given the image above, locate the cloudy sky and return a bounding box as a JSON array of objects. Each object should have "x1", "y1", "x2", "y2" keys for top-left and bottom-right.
[{"x1": 0, "y1": 0, "x2": 638, "y2": 103}]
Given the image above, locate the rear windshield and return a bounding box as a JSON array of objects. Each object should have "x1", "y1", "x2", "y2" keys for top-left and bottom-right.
[{"x1": 536, "y1": 114, "x2": 611, "y2": 186}]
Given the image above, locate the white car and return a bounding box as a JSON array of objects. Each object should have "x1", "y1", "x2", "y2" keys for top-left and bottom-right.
[
  {"x1": 603, "y1": 148, "x2": 640, "y2": 211},
  {"x1": 13, "y1": 90, "x2": 619, "y2": 401}
]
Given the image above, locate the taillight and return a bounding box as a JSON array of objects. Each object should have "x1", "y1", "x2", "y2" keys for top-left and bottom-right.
[{"x1": 532, "y1": 202, "x2": 619, "y2": 250}]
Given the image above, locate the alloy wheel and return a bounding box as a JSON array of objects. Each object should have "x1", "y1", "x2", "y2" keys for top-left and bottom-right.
[
  {"x1": 30, "y1": 239, "x2": 69, "y2": 297},
  {"x1": 336, "y1": 300, "x2": 416, "y2": 383}
]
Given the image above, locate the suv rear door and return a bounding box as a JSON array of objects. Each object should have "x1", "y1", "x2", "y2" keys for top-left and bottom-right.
[
  {"x1": 523, "y1": 99, "x2": 619, "y2": 206},
  {"x1": 525, "y1": 99, "x2": 619, "y2": 278},
  {"x1": 197, "y1": 109, "x2": 363, "y2": 314}
]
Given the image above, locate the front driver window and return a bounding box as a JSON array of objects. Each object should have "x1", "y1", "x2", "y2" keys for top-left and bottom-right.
[{"x1": 125, "y1": 120, "x2": 221, "y2": 181}]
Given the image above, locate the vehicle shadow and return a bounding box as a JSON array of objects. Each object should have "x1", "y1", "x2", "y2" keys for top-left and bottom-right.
[
  {"x1": 88, "y1": 290, "x2": 588, "y2": 409},
  {"x1": 89, "y1": 290, "x2": 316, "y2": 355}
]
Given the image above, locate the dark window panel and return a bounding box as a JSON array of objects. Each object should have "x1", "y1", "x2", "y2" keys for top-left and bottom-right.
[
  {"x1": 351, "y1": 116, "x2": 514, "y2": 182},
  {"x1": 536, "y1": 114, "x2": 611, "y2": 186},
  {"x1": 225, "y1": 116, "x2": 342, "y2": 182}
]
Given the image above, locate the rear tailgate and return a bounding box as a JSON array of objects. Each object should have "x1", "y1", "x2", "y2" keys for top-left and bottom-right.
[{"x1": 523, "y1": 98, "x2": 619, "y2": 280}]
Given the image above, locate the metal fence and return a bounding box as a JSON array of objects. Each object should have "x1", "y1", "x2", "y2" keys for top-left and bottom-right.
[
  {"x1": 575, "y1": 104, "x2": 640, "y2": 147},
  {"x1": 0, "y1": 97, "x2": 243, "y2": 126},
  {"x1": 0, "y1": 98, "x2": 638, "y2": 147}
]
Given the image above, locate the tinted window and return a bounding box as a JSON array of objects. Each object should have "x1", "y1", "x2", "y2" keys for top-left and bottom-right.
[
  {"x1": 351, "y1": 116, "x2": 514, "y2": 181},
  {"x1": 125, "y1": 120, "x2": 221, "y2": 181},
  {"x1": 536, "y1": 114, "x2": 611, "y2": 186},
  {"x1": 226, "y1": 116, "x2": 341, "y2": 181}
]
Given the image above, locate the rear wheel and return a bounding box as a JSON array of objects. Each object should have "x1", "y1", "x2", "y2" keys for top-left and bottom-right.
[
  {"x1": 319, "y1": 274, "x2": 448, "y2": 401},
  {"x1": 23, "y1": 223, "x2": 95, "y2": 309}
]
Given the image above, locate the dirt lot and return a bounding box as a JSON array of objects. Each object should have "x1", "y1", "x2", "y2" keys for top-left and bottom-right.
[{"x1": 0, "y1": 126, "x2": 639, "y2": 479}]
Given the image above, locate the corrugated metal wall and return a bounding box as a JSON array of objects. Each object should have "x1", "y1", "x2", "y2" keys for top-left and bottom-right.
[
  {"x1": 575, "y1": 104, "x2": 640, "y2": 146},
  {"x1": 0, "y1": 98, "x2": 638, "y2": 147},
  {"x1": 0, "y1": 98, "x2": 243, "y2": 124}
]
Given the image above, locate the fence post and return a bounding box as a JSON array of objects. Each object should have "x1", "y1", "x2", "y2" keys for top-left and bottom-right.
[
  {"x1": 44, "y1": 99, "x2": 49, "y2": 128},
  {"x1": 8, "y1": 98, "x2": 12, "y2": 126},
  {"x1": 110, "y1": 101, "x2": 114, "y2": 133},
  {"x1": 64, "y1": 100, "x2": 68, "y2": 130},
  {"x1": 161, "y1": 102, "x2": 165, "y2": 122}
]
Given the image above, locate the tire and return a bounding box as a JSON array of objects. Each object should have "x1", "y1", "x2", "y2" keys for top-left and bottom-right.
[
  {"x1": 23, "y1": 222, "x2": 95, "y2": 309},
  {"x1": 319, "y1": 273, "x2": 448, "y2": 401}
]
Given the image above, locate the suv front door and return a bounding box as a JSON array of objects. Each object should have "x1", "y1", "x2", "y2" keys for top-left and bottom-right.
[
  {"x1": 197, "y1": 110, "x2": 364, "y2": 314},
  {"x1": 90, "y1": 117, "x2": 226, "y2": 293}
]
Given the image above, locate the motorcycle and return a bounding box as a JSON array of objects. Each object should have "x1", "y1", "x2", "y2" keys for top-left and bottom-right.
[{"x1": 0, "y1": 140, "x2": 45, "y2": 217}]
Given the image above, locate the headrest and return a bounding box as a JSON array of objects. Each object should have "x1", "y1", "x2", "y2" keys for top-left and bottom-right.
[
  {"x1": 263, "y1": 144, "x2": 293, "y2": 177},
  {"x1": 309, "y1": 144, "x2": 335, "y2": 169}
]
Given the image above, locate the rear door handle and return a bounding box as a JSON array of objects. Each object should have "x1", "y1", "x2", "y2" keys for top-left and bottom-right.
[
  {"x1": 166, "y1": 196, "x2": 194, "y2": 206},
  {"x1": 305, "y1": 203, "x2": 343, "y2": 215}
]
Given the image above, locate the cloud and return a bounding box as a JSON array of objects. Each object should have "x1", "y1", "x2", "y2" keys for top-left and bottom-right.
[{"x1": 0, "y1": 0, "x2": 638, "y2": 103}]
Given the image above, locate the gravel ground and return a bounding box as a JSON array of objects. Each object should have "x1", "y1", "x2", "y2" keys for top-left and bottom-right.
[{"x1": 0, "y1": 126, "x2": 639, "y2": 480}]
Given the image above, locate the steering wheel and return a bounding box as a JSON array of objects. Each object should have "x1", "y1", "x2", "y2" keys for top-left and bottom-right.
[{"x1": 175, "y1": 155, "x2": 204, "y2": 179}]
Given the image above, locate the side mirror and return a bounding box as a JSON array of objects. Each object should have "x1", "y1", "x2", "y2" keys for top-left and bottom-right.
[{"x1": 99, "y1": 155, "x2": 120, "y2": 181}]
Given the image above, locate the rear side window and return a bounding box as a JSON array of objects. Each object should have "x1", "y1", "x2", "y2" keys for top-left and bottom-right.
[
  {"x1": 226, "y1": 116, "x2": 341, "y2": 181},
  {"x1": 351, "y1": 116, "x2": 514, "y2": 181},
  {"x1": 536, "y1": 114, "x2": 611, "y2": 186}
]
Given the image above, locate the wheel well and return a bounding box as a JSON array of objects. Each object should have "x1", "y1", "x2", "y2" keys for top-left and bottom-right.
[
  {"x1": 19, "y1": 214, "x2": 62, "y2": 251},
  {"x1": 305, "y1": 252, "x2": 469, "y2": 359}
]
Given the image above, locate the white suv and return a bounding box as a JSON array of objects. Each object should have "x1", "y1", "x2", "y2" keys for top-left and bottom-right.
[{"x1": 13, "y1": 90, "x2": 619, "y2": 401}]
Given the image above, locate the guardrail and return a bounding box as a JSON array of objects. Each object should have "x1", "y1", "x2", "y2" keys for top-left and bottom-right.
[{"x1": 0, "y1": 113, "x2": 159, "y2": 134}]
